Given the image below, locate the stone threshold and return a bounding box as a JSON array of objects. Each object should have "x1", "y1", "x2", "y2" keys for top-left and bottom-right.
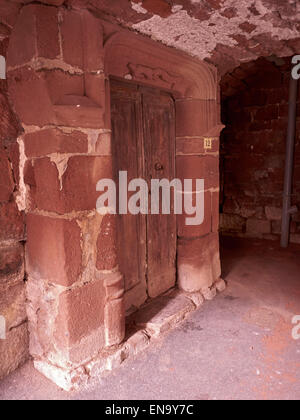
[{"x1": 35, "y1": 279, "x2": 226, "y2": 391}]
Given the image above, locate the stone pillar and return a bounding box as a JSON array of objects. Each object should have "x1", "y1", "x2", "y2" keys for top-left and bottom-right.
[
  {"x1": 175, "y1": 98, "x2": 224, "y2": 295},
  {"x1": 0, "y1": 83, "x2": 28, "y2": 380},
  {"x1": 7, "y1": 4, "x2": 125, "y2": 390}
]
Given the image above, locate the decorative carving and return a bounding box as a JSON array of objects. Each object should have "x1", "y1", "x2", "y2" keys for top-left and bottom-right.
[
  {"x1": 104, "y1": 30, "x2": 217, "y2": 99},
  {"x1": 126, "y1": 63, "x2": 183, "y2": 90}
]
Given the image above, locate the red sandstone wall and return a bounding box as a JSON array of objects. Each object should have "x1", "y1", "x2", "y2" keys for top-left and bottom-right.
[
  {"x1": 3, "y1": 6, "x2": 128, "y2": 387},
  {"x1": 0, "y1": 37, "x2": 28, "y2": 379},
  {"x1": 2, "y1": 3, "x2": 220, "y2": 388},
  {"x1": 220, "y1": 57, "x2": 300, "y2": 243}
]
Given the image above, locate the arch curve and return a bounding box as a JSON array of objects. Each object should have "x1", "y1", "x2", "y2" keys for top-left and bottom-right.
[{"x1": 104, "y1": 30, "x2": 217, "y2": 100}]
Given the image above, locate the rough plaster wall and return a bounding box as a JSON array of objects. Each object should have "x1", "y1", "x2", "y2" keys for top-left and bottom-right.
[
  {"x1": 131, "y1": 0, "x2": 300, "y2": 73},
  {"x1": 1, "y1": 0, "x2": 300, "y2": 74},
  {"x1": 220, "y1": 57, "x2": 300, "y2": 243}
]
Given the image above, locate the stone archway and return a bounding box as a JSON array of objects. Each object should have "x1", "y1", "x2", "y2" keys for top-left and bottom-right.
[
  {"x1": 105, "y1": 29, "x2": 224, "y2": 295},
  {"x1": 5, "y1": 4, "x2": 224, "y2": 390}
]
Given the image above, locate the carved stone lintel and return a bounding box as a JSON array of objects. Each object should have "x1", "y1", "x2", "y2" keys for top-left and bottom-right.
[{"x1": 126, "y1": 63, "x2": 183, "y2": 90}]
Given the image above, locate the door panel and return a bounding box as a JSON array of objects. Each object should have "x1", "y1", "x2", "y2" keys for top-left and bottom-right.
[
  {"x1": 110, "y1": 80, "x2": 176, "y2": 306},
  {"x1": 111, "y1": 82, "x2": 147, "y2": 299},
  {"x1": 142, "y1": 90, "x2": 177, "y2": 298}
]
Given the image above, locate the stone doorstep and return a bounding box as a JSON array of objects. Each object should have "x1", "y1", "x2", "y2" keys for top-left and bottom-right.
[
  {"x1": 130, "y1": 290, "x2": 196, "y2": 336},
  {"x1": 34, "y1": 281, "x2": 226, "y2": 391}
]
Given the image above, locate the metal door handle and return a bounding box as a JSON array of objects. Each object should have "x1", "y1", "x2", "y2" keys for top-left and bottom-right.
[{"x1": 155, "y1": 162, "x2": 164, "y2": 171}]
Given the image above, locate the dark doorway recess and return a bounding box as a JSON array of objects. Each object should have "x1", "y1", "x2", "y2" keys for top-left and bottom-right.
[{"x1": 219, "y1": 56, "x2": 300, "y2": 245}]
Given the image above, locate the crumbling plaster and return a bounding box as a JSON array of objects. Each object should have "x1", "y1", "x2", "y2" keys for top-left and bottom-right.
[
  {"x1": 1, "y1": 1, "x2": 299, "y2": 75},
  {"x1": 130, "y1": 0, "x2": 300, "y2": 73}
]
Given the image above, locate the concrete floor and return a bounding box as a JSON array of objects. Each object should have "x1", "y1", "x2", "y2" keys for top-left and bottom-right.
[{"x1": 0, "y1": 236, "x2": 300, "y2": 400}]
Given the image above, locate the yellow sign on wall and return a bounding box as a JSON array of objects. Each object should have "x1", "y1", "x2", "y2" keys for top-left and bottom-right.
[{"x1": 204, "y1": 138, "x2": 213, "y2": 150}]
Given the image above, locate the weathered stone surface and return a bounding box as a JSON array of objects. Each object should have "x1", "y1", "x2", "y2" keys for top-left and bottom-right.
[
  {"x1": 178, "y1": 233, "x2": 221, "y2": 293},
  {"x1": 104, "y1": 298, "x2": 125, "y2": 347},
  {"x1": 290, "y1": 234, "x2": 300, "y2": 245},
  {"x1": 96, "y1": 214, "x2": 117, "y2": 271},
  {"x1": 63, "y1": 156, "x2": 113, "y2": 212},
  {"x1": 265, "y1": 206, "x2": 282, "y2": 221},
  {"x1": 55, "y1": 279, "x2": 106, "y2": 348},
  {"x1": 95, "y1": 132, "x2": 112, "y2": 156},
  {"x1": 212, "y1": 191, "x2": 220, "y2": 233},
  {"x1": 24, "y1": 128, "x2": 88, "y2": 158},
  {"x1": 34, "y1": 360, "x2": 88, "y2": 392},
  {"x1": 60, "y1": 9, "x2": 104, "y2": 72},
  {"x1": 85, "y1": 329, "x2": 149, "y2": 377},
  {"x1": 124, "y1": 329, "x2": 150, "y2": 356},
  {"x1": 0, "y1": 323, "x2": 29, "y2": 380},
  {"x1": 85, "y1": 74, "x2": 106, "y2": 109},
  {"x1": 25, "y1": 276, "x2": 56, "y2": 360},
  {"x1": 246, "y1": 218, "x2": 271, "y2": 236},
  {"x1": 60, "y1": 10, "x2": 84, "y2": 69},
  {"x1": 124, "y1": 282, "x2": 148, "y2": 313},
  {"x1": 6, "y1": 0, "x2": 300, "y2": 77},
  {"x1": 128, "y1": 0, "x2": 300, "y2": 74},
  {"x1": 27, "y1": 156, "x2": 113, "y2": 213},
  {"x1": 26, "y1": 273, "x2": 107, "y2": 370},
  {"x1": 44, "y1": 70, "x2": 84, "y2": 106},
  {"x1": 0, "y1": 27, "x2": 27, "y2": 383},
  {"x1": 177, "y1": 190, "x2": 212, "y2": 238},
  {"x1": 177, "y1": 154, "x2": 219, "y2": 190},
  {"x1": 184, "y1": 292, "x2": 205, "y2": 308},
  {"x1": 85, "y1": 355, "x2": 107, "y2": 378},
  {"x1": 133, "y1": 292, "x2": 195, "y2": 336},
  {"x1": 202, "y1": 285, "x2": 217, "y2": 301},
  {"x1": 8, "y1": 67, "x2": 56, "y2": 127},
  {"x1": 53, "y1": 102, "x2": 105, "y2": 129},
  {"x1": 0, "y1": 201, "x2": 24, "y2": 241},
  {"x1": 223, "y1": 198, "x2": 240, "y2": 215},
  {"x1": 5, "y1": 141, "x2": 20, "y2": 189},
  {"x1": 103, "y1": 272, "x2": 124, "y2": 301},
  {"x1": 0, "y1": 147, "x2": 14, "y2": 203},
  {"x1": 7, "y1": 4, "x2": 60, "y2": 67},
  {"x1": 1, "y1": 0, "x2": 299, "y2": 392},
  {"x1": 26, "y1": 214, "x2": 82, "y2": 287},
  {"x1": 0, "y1": 92, "x2": 22, "y2": 143},
  {"x1": 220, "y1": 57, "x2": 300, "y2": 241},
  {"x1": 0, "y1": 0, "x2": 21, "y2": 29},
  {"x1": 176, "y1": 100, "x2": 218, "y2": 137},
  {"x1": 7, "y1": 5, "x2": 106, "y2": 129},
  {"x1": 176, "y1": 137, "x2": 219, "y2": 155},
  {"x1": 105, "y1": 347, "x2": 128, "y2": 371},
  {"x1": 215, "y1": 278, "x2": 227, "y2": 293},
  {"x1": 0, "y1": 243, "x2": 24, "y2": 285},
  {"x1": 0, "y1": 282, "x2": 27, "y2": 330},
  {"x1": 12, "y1": 1, "x2": 64, "y2": 8},
  {"x1": 139, "y1": 0, "x2": 172, "y2": 18},
  {"x1": 220, "y1": 213, "x2": 245, "y2": 232}
]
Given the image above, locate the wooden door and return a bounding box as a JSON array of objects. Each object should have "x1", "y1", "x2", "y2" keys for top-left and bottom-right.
[
  {"x1": 110, "y1": 81, "x2": 147, "y2": 305},
  {"x1": 142, "y1": 88, "x2": 177, "y2": 298},
  {"x1": 110, "y1": 80, "x2": 176, "y2": 308}
]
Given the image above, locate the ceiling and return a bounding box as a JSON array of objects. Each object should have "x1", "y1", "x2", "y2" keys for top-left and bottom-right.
[{"x1": 1, "y1": 0, "x2": 300, "y2": 74}]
